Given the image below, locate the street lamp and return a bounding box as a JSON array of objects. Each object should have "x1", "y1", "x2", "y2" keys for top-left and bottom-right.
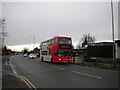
[
  {"x1": 29, "y1": 35, "x2": 31, "y2": 50},
  {"x1": 111, "y1": 0, "x2": 115, "y2": 68},
  {"x1": 29, "y1": 35, "x2": 35, "y2": 50},
  {"x1": 0, "y1": 19, "x2": 6, "y2": 47},
  {"x1": 33, "y1": 35, "x2": 35, "y2": 49}
]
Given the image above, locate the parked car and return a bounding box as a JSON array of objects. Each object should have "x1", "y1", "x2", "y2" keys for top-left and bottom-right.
[
  {"x1": 28, "y1": 54, "x2": 37, "y2": 59},
  {"x1": 23, "y1": 53, "x2": 28, "y2": 57}
]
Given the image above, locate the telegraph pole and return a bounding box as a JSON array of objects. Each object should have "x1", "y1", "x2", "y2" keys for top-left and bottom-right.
[
  {"x1": 29, "y1": 35, "x2": 35, "y2": 50},
  {"x1": 29, "y1": 35, "x2": 31, "y2": 51},
  {"x1": 0, "y1": 19, "x2": 6, "y2": 48},
  {"x1": 111, "y1": 0, "x2": 116, "y2": 68},
  {"x1": 33, "y1": 35, "x2": 35, "y2": 49}
]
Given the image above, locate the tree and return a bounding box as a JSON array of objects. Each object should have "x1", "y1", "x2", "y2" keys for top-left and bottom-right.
[
  {"x1": 33, "y1": 47, "x2": 39, "y2": 53},
  {"x1": 2, "y1": 46, "x2": 12, "y2": 55},
  {"x1": 76, "y1": 43, "x2": 81, "y2": 49},
  {"x1": 81, "y1": 34, "x2": 96, "y2": 47},
  {"x1": 77, "y1": 34, "x2": 96, "y2": 48},
  {"x1": 22, "y1": 48, "x2": 29, "y2": 54}
]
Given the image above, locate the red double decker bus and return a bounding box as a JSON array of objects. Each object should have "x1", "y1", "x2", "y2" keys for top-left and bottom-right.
[{"x1": 40, "y1": 36, "x2": 72, "y2": 63}]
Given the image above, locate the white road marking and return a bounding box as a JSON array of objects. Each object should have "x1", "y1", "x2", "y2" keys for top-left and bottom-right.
[
  {"x1": 72, "y1": 71, "x2": 102, "y2": 79},
  {"x1": 52, "y1": 65, "x2": 64, "y2": 70},
  {"x1": 9, "y1": 57, "x2": 12, "y2": 61},
  {"x1": 9, "y1": 61, "x2": 17, "y2": 74}
]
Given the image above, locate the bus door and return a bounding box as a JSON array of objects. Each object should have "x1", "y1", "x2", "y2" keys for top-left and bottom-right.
[{"x1": 41, "y1": 50, "x2": 51, "y2": 62}]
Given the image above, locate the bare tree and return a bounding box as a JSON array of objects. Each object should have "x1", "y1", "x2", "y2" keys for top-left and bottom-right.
[
  {"x1": 79, "y1": 34, "x2": 96, "y2": 48},
  {"x1": 76, "y1": 43, "x2": 81, "y2": 49},
  {"x1": 22, "y1": 48, "x2": 29, "y2": 54}
]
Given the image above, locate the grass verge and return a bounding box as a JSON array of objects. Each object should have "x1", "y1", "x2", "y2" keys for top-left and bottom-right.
[{"x1": 76, "y1": 62, "x2": 120, "y2": 69}]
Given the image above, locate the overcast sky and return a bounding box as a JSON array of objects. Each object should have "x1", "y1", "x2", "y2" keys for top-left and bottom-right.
[{"x1": 1, "y1": 1, "x2": 119, "y2": 50}]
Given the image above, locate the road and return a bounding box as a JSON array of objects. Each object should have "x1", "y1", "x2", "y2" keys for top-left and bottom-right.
[{"x1": 9, "y1": 55, "x2": 118, "y2": 88}]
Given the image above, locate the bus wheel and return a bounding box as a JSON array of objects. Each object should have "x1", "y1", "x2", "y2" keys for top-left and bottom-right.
[{"x1": 41, "y1": 57, "x2": 44, "y2": 62}]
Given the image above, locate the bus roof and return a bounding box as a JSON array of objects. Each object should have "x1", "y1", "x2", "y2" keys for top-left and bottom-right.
[{"x1": 41, "y1": 36, "x2": 71, "y2": 43}]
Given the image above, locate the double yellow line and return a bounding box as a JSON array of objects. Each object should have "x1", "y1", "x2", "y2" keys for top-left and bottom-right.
[{"x1": 9, "y1": 73, "x2": 37, "y2": 90}]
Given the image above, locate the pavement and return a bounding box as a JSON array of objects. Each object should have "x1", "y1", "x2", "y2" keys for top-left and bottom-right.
[
  {"x1": 2, "y1": 55, "x2": 31, "y2": 89},
  {"x1": 2, "y1": 73, "x2": 28, "y2": 88}
]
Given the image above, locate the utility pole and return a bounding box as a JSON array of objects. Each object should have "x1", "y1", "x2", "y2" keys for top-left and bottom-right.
[
  {"x1": 29, "y1": 35, "x2": 31, "y2": 51},
  {"x1": 29, "y1": 35, "x2": 35, "y2": 50},
  {"x1": 111, "y1": 0, "x2": 116, "y2": 68},
  {"x1": 33, "y1": 35, "x2": 35, "y2": 49},
  {"x1": 0, "y1": 19, "x2": 6, "y2": 48}
]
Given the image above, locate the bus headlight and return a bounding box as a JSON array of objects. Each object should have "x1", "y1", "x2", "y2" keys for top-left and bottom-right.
[{"x1": 59, "y1": 59, "x2": 61, "y2": 60}]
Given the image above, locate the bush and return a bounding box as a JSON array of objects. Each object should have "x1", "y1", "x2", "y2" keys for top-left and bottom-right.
[{"x1": 96, "y1": 57, "x2": 114, "y2": 64}]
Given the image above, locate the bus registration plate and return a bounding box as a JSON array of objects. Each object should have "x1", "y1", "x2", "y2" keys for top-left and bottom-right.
[{"x1": 63, "y1": 59, "x2": 68, "y2": 60}]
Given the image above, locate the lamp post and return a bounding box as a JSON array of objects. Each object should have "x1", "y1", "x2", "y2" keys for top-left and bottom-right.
[
  {"x1": 29, "y1": 35, "x2": 31, "y2": 50},
  {"x1": 111, "y1": 0, "x2": 115, "y2": 68},
  {"x1": 0, "y1": 19, "x2": 6, "y2": 48},
  {"x1": 29, "y1": 35, "x2": 35, "y2": 50},
  {"x1": 33, "y1": 35, "x2": 35, "y2": 49}
]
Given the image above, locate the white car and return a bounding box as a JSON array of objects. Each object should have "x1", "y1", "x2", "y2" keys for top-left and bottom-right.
[
  {"x1": 23, "y1": 53, "x2": 28, "y2": 57},
  {"x1": 28, "y1": 54, "x2": 37, "y2": 59}
]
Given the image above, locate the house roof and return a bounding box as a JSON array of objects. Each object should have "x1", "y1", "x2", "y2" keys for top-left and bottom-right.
[{"x1": 92, "y1": 42, "x2": 113, "y2": 46}]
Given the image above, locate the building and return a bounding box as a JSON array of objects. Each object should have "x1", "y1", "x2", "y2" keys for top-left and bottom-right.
[
  {"x1": 82, "y1": 42, "x2": 113, "y2": 58},
  {"x1": 92, "y1": 42, "x2": 113, "y2": 46},
  {"x1": 84, "y1": 41, "x2": 120, "y2": 59}
]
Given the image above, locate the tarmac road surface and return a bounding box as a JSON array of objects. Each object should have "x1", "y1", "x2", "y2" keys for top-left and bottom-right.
[{"x1": 8, "y1": 55, "x2": 118, "y2": 88}]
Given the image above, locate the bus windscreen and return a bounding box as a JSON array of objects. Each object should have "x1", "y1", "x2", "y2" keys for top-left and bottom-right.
[
  {"x1": 58, "y1": 38, "x2": 72, "y2": 44},
  {"x1": 54, "y1": 50, "x2": 71, "y2": 57}
]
